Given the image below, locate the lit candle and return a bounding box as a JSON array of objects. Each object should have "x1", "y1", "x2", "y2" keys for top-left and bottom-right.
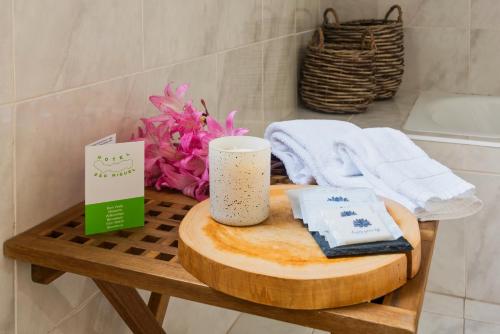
[{"x1": 209, "y1": 136, "x2": 271, "y2": 226}]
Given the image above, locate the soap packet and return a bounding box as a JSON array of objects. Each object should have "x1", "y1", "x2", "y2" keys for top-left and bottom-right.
[
  {"x1": 286, "y1": 186, "x2": 412, "y2": 258},
  {"x1": 320, "y1": 204, "x2": 403, "y2": 247},
  {"x1": 293, "y1": 186, "x2": 378, "y2": 233}
]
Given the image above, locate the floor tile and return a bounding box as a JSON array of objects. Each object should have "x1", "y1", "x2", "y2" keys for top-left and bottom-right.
[
  {"x1": 423, "y1": 292, "x2": 464, "y2": 318},
  {"x1": 418, "y1": 311, "x2": 463, "y2": 334},
  {"x1": 465, "y1": 299, "x2": 500, "y2": 325},
  {"x1": 228, "y1": 313, "x2": 313, "y2": 334},
  {"x1": 164, "y1": 297, "x2": 240, "y2": 334},
  {"x1": 465, "y1": 320, "x2": 500, "y2": 334}
]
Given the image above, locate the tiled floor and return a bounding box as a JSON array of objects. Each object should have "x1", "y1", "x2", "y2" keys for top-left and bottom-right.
[{"x1": 159, "y1": 293, "x2": 500, "y2": 334}]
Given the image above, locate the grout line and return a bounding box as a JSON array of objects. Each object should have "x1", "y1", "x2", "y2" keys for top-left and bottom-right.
[
  {"x1": 421, "y1": 309, "x2": 464, "y2": 320},
  {"x1": 11, "y1": 0, "x2": 17, "y2": 331},
  {"x1": 452, "y1": 168, "x2": 500, "y2": 177},
  {"x1": 5, "y1": 30, "x2": 300, "y2": 108},
  {"x1": 141, "y1": 0, "x2": 145, "y2": 71},
  {"x1": 225, "y1": 312, "x2": 243, "y2": 334},
  {"x1": 466, "y1": 0, "x2": 472, "y2": 94},
  {"x1": 215, "y1": 51, "x2": 219, "y2": 120},
  {"x1": 462, "y1": 297, "x2": 500, "y2": 308},
  {"x1": 463, "y1": 298, "x2": 466, "y2": 333},
  {"x1": 261, "y1": 34, "x2": 265, "y2": 121},
  {"x1": 13, "y1": 261, "x2": 17, "y2": 334},
  {"x1": 293, "y1": 0, "x2": 297, "y2": 33},
  {"x1": 462, "y1": 4, "x2": 469, "y2": 309},
  {"x1": 260, "y1": 0, "x2": 265, "y2": 121},
  {"x1": 11, "y1": 0, "x2": 15, "y2": 102},
  {"x1": 47, "y1": 290, "x2": 101, "y2": 332}
]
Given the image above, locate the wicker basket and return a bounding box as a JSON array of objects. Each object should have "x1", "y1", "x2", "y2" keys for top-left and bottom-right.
[
  {"x1": 323, "y1": 5, "x2": 404, "y2": 100},
  {"x1": 299, "y1": 27, "x2": 376, "y2": 114}
]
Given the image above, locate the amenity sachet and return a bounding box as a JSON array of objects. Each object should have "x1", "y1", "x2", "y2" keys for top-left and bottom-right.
[{"x1": 287, "y1": 186, "x2": 403, "y2": 248}]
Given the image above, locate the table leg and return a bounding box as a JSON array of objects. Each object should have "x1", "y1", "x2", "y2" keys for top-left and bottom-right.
[
  {"x1": 148, "y1": 292, "x2": 170, "y2": 323},
  {"x1": 94, "y1": 279, "x2": 165, "y2": 334},
  {"x1": 31, "y1": 264, "x2": 65, "y2": 284}
]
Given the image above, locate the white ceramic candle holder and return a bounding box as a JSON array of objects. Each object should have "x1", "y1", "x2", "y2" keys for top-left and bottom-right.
[{"x1": 209, "y1": 136, "x2": 271, "y2": 226}]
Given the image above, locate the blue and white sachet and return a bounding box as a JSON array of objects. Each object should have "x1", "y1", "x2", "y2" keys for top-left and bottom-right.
[{"x1": 287, "y1": 186, "x2": 404, "y2": 248}]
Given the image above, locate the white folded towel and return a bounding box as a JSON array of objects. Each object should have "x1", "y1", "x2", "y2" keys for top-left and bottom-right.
[{"x1": 265, "y1": 120, "x2": 482, "y2": 220}]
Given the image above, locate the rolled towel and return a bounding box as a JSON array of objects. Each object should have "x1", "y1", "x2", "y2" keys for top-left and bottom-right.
[{"x1": 265, "y1": 120, "x2": 482, "y2": 220}]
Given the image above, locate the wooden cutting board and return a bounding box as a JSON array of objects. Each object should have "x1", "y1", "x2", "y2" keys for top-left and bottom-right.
[{"x1": 179, "y1": 184, "x2": 421, "y2": 310}]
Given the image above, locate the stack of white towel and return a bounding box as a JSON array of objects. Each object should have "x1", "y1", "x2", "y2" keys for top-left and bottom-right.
[{"x1": 264, "y1": 120, "x2": 482, "y2": 221}]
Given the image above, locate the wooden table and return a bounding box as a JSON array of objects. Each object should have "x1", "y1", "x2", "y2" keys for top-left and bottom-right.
[{"x1": 3, "y1": 176, "x2": 438, "y2": 334}]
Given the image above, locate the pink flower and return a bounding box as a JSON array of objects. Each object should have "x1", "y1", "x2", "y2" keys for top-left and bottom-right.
[
  {"x1": 149, "y1": 83, "x2": 189, "y2": 113},
  {"x1": 206, "y1": 111, "x2": 249, "y2": 137},
  {"x1": 133, "y1": 83, "x2": 248, "y2": 201}
]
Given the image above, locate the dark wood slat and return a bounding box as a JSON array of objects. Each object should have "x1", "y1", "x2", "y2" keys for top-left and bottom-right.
[
  {"x1": 31, "y1": 264, "x2": 65, "y2": 284},
  {"x1": 94, "y1": 279, "x2": 165, "y2": 334},
  {"x1": 148, "y1": 292, "x2": 170, "y2": 324}
]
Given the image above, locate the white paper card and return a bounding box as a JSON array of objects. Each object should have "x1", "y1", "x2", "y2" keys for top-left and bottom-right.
[{"x1": 85, "y1": 135, "x2": 144, "y2": 235}]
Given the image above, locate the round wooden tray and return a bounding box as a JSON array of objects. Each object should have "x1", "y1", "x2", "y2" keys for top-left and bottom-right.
[{"x1": 179, "y1": 185, "x2": 421, "y2": 310}]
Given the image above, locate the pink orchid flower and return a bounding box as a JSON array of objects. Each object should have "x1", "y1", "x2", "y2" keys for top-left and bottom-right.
[{"x1": 133, "y1": 83, "x2": 248, "y2": 201}]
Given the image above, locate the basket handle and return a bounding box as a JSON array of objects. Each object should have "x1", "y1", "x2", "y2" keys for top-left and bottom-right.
[
  {"x1": 323, "y1": 8, "x2": 340, "y2": 26},
  {"x1": 312, "y1": 27, "x2": 325, "y2": 49},
  {"x1": 360, "y1": 29, "x2": 376, "y2": 51},
  {"x1": 384, "y1": 4, "x2": 403, "y2": 22}
]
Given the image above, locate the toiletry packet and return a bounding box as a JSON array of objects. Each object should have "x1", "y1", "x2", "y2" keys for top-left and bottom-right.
[
  {"x1": 321, "y1": 205, "x2": 394, "y2": 246},
  {"x1": 286, "y1": 186, "x2": 316, "y2": 219},
  {"x1": 296, "y1": 187, "x2": 378, "y2": 232}
]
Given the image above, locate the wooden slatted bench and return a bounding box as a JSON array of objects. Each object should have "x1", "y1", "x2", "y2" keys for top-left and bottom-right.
[{"x1": 3, "y1": 175, "x2": 438, "y2": 334}]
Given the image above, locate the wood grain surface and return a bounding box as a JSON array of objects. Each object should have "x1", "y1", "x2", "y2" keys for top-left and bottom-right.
[{"x1": 179, "y1": 185, "x2": 421, "y2": 310}]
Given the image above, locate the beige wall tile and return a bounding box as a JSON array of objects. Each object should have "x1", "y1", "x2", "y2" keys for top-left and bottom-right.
[
  {"x1": 415, "y1": 140, "x2": 500, "y2": 175},
  {"x1": 49, "y1": 292, "x2": 131, "y2": 334},
  {"x1": 165, "y1": 297, "x2": 240, "y2": 334},
  {"x1": 296, "y1": 0, "x2": 319, "y2": 32},
  {"x1": 462, "y1": 172, "x2": 500, "y2": 304},
  {"x1": 262, "y1": 0, "x2": 296, "y2": 39},
  {"x1": 401, "y1": 28, "x2": 468, "y2": 93},
  {"x1": 471, "y1": 0, "x2": 500, "y2": 29},
  {"x1": 0, "y1": 105, "x2": 14, "y2": 334},
  {"x1": 217, "y1": 44, "x2": 263, "y2": 123},
  {"x1": 237, "y1": 120, "x2": 270, "y2": 138},
  {"x1": 469, "y1": 29, "x2": 500, "y2": 95},
  {"x1": 17, "y1": 263, "x2": 98, "y2": 334},
  {"x1": 319, "y1": 0, "x2": 378, "y2": 23},
  {"x1": 216, "y1": 0, "x2": 262, "y2": 50},
  {"x1": 16, "y1": 75, "x2": 145, "y2": 232},
  {"x1": 0, "y1": 0, "x2": 14, "y2": 103},
  {"x1": 143, "y1": 55, "x2": 217, "y2": 118},
  {"x1": 350, "y1": 96, "x2": 413, "y2": 129},
  {"x1": 144, "y1": 0, "x2": 218, "y2": 68},
  {"x1": 296, "y1": 30, "x2": 314, "y2": 78},
  {"x1": 263, "y1": 36, "x2": 297, "y2": 121},
  {"x1": 427, "y1": 218, "x2": 466, "y2": 297},
  {"x1": 378, "y1": 0, "x2": 468, "y2": 28},
  {"x1": 15, "y1": 0, "x2": 142, "y2": 100}
]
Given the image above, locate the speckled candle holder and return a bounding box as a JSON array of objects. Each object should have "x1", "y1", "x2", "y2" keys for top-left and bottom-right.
[{"x1": 209, "y1": 136, "x2": 271, "y2": 226}]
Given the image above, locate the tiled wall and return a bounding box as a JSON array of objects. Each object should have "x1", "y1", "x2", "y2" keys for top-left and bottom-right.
[
  {"x1": 413, "y1": 141, "x2": 500, "y2": 333},
  {"x1": 0, "y1": 1, "x2": 321, "y2": 333},
  {"x1": 322, "y1": 0, "x2": 500, "y2": 96}
]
